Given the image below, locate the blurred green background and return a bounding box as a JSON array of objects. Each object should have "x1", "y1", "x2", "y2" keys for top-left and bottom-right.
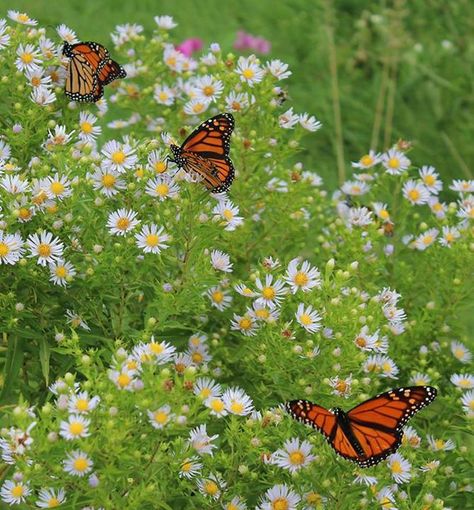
[{"x1": 8, "y1": 0, "x2": 474, "y2": 186}]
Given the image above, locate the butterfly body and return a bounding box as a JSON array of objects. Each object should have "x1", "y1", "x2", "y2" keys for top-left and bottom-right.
[
  {"x1": 168, "y1": 113, "x2": 235, "y2": 193},
  {"x1": 286, "y1": 386, "x2": 437, "y2": 468},
  {"x1": 62, "y1": 41, "x2": 126, "y2": 103}
]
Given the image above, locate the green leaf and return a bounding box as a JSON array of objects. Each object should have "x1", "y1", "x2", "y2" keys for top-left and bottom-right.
[
  {"x1": 39, "y1": 338, "x2": 50, "y2": 387},
  {"x1": 0, "y1": 335, "x2": 24, "y2": 403}
]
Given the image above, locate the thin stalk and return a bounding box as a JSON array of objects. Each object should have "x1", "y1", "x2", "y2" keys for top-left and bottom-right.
[{"x1": 371, "y1": 59, "x2": 390, "y2": 150}]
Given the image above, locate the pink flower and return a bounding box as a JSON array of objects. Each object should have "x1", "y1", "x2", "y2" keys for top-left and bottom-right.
[
  {"x1": 233, "y1": 30, "x2": 271, "y2": 54},
  {"x1": 176, "y1": 38, "x2": 203, "y2": 57}
]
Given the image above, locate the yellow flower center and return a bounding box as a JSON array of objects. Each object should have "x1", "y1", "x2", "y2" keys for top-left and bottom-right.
[
  {"x1": 204, "y1": 480, "x2": 218, "y2": 496},
  {"x1": 210, "y1": 398, "x2": 225, "y2": 412},
  {"x1": 432, "y1": 202, "x2": 442, "y2": 212},
  {"x1": 127, "y1": 359, "x2": 138, "y2": 370},
  {"x1": 203, "y1": 85, "x2": 214, "y2": 96},
  {"x1": 69, "y1": 421, "x2": 85, "y2": 436},
  {"x1": 19, "y1": 207, "x2": 32, "y2": 220},
  {"x1": 55, "y1": 266, "x2": 67, "y2": 278},
  {"x1": 262, "y1": 286, "x2": 276, "y2": 299},
  {"x1": 38, "y1": 243, "x2": 52, "y2": 257},
  {"x1": 146, "y1": 234, "x2": 160, "y2": 247},
  {"x1": 255, "y1": 308, "x2": 270, "y2": 319},
  {"x1": 155, "y1": 183, "x2": 169, "y2": 196},
  {"x1": 0, "y1": 242, "x2": 10, "y2": 256},
  {"x1": 154, "y1": 411, "x2": 168, "y2": 424},
  {"x1": 422, "y1": 235, "x2": 433, "y2": 245},
  {"x1": 117, "y1": 373, "x2": 131, "y2": 387},
  {"x1": 192, "y1": 351, "x2": 203, "y2": 364},
  {"x1": 387, "y1": 157, "x2": 400, "y2": 169},
  {"x1": 272, "y1": 499, "x2": 289, "y2": 510},
  {"x1": 81, "y1": 121, "x2": 93, "y2": 133},
  {"x1": 166, "y1": 57, "x2": 176, "y2": 66},
  {"x1": 360, "y1": 154, "x2": 373, "y2": 166},
  {"x1": 391, "y1": 460, "x2": 402, "y2": 473},
  {"x1": 242, "y1": 68, "x2": 254, "y2": 79},
  {"x1": 47, "y1": 497, "x2": 60, "y2": 507},
  {"x1": 408, "y1": 189, "x2": 420, "y2": 201},
  {"x1": 230, "y1": 401, "x2": 244, "y2": 414},
  {"x1": 73, "y1": 457, "x2": 89, "y2": 472},
  {"x1": 101, "y1": 173, "x2": 116, "y2": 188},
  {"x1": 379, "y1": 209, "x2": 390, "y2": 219},
  {"x1": 289, "y1": 450, "x2": 305, "y2": 465},
  {"x1": 434, "y1": 439, "x2": 445, "y2": 449},
  {"x1": 33, "y1": 190, "x2": 48, "y2": 205},
  {"x1": 75, "y1": 399, "x2": 89, "y2": 412},
  {"x1": 149, "y1": 342, "x2": 164, "y2": 354},
  {"x1": 352, "y1": 185, "x2": 361, "y2": 193},
  {"x1": 200, "y1": 388, "x2": 212, "y2": 399},
  {"x1": 469, "y1": 401, "x2": 474, "y2": 411},
  {"x1": 380, "y1": 497, "x2": 392, "y2": 508},
  {"x1": 294, "y1": 271, "x2": 309, "y2": 286},
  {"x1": 192, "y1": 103, "x2": 205, "y2": 113},
  {"x1": 424, "y1": 175, "x2": 435, "y2": 186},
  {"x1": 182, "y1": 461, "x2": 192, "y2": 472},
  {"x1": 335, "y1": 380, "x2": 348, "y2": 393},
  {"x1": 11, "y1": 484, "x2": 24, "y2": 498},
  {"x1": 212, "y1": 290, "x2": 224, "y2": 303},
  {"x1": 227, "y1": 504, "x2": 239, "y2": 510},
  {"x1": 382, "y1": 361, "x2": 392, "y2": 372},
  {"x1": 111, "y1": 150, "x2": 126, "y2": 164},
  {"x1": 445, "y1": 233, "x2": 454, "y2": 243},
  {"x1": 47, "y1": 204, "x2": 58, "y2": 214},
  {"x1": 239, "y1": 317, "x2": 252, "y2": 330},
  {"x1": 299, "y1": 313, "x2": 312, "y2": 326},
  {"x1": 223, "y1": 209, "x2": 234, "y2": 220},
  {"x1": 355, "y1": 336, "x2": 367, "y2": 347},
  {"x1": 50, "y1": 181, "x2": 65, "y2": 195},
  {"x1": 231, "y1": 101, "x2": 242, "y2": 111},
  {"x1": 306, "y1": 492, "x2": 322, "y2": 504},
  {"x1": 31, "y1": 76, "x2": 41, "y2": 86},
  {"x1": 116, "y1": 217, "x2": 131, "y2": 230},
  {"x1": 158, "y1": 91, "x2": 169, "y2": 101},
  {"x1": 154, "y1": 161, "x2": 167, "y2": 173},
  {"x1": 21, "y1": 53, "x2": 33, "y2": 64}
]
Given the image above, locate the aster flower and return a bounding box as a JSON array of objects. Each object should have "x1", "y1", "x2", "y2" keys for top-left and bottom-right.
[
  {"x1": 231, "y1": 313, "x2": 258, "y2": 336},
  {"x1": 235, "y1": 55, "x2": 265, "y2": 86},
  {"x1": 225, "y1": 91, "x2": 251, "y2": 112},
  {"x1": 154, "y1": 84, "x2": 176, "y2": 105},
  {"x1": 107, "y1": 208, "x2": 140, "y2": 236},
  {"x1": 0, "y1": 480, "x2": 31, "y2": 505},
  {"x1": 257, "y1": 484, "x2": 300, "y2": 510},
  {"x1": 329, "y1": 375, "x2": 353, "y2": 397},
  {"x1": 154, "y1": 15, "x2": 178, "y2": 29},
  {"x1": 183, "y1": 98, "x2": 211, "y2": 116},
  {"x1": 403, "y1": 180, "x2": 430, "y2": 205},
  {"x1": 279, "y1": 107, "x2": 299, "y2": 129},
  {"x1": 59, "y1": 415, "x2": 90, "y2": 440},
  {"x1": 65, "y1": 309, "x2": 90, "y2": 331},
  {"x1": 341, "y1": 180, "x2": 370, "y2": 196},
  {"x1": 91, "y1": 167, "x2": 126, "y2": 197},
  {"x1": 270, "y1": 437, "x2": 316, "y2": 473},
  {"x1": 223, "y1": 496, "x2": 247, "y2": 510},
  {"x1": 285, "y1": 258, "x2": 321, "y2": 294},
  {"x1": 222, "y1": 387, "x2": 254, "y2": 416},
  {"x1": 451, "y1": 341, "x2": 472, "y2": 363},
  {"x1": 295, "y1": 303, "x2": 322, "y2": 333},
  {"x1": 63, "y1": 450, "x2": 93, "y2": 477},
  {"x1": 409, "y1": 372, "x2": 431, "y2": 386},
  {"x1": 101, "y1": 140, "x2": 138, "y2": 173},
  {"x1": 461, "y1": 390, "x2": 474, "y2": 416},
  {"x1": 267, "y1": 59, "x2": 291, "y2": 80},
  {"x1": 402, "y1": 426, "x2": 421, "y2": 448},
  {"x1": 1, "y1": 174, "x2": 29, "y2": 194},
  {"x1": 208, "y1": 286, "x2": 233, "y2": 311},
  {"x1": 27, "y1": 231, "x2": 63, "y2": 266},
  {"x1": 197, "y1": 473, "x2": 226, "y2": 500},
  {"x1": 78, "y1": 112, "x2": 102, "y2": 142},
  {"x1": 382, "y1": 148, "x2": 411, "y2": 174},
  {"x1": 255, "y1": 274, "x2": 287, "y2": 307},
  {"x1": 387, "y1": 453, "x2": 412, "y2": 484},
  {"x1": 8, "y1": 10, "x2": 37, "y2": 25},
  {"x1": 147, "y1": 405, "x2": 174, "y2": 429},
  {"x1": 354, "y1": 326, "x2": 379, "y2": 351},
  {"x1": 15, "y1": 43, "x2": 42, "y2": 72},
  {"x1": 298, "y1": 113, "x2": 322, "y2": 132},
  {"x1": 348, "y1": 206, "x2": 373, "y2": 227},
  {"x1": 450, "y1": 179, "x2": 474, "y2": 193},
  {"x1": 412, "y1": 229, "x2": 438, "y2": 250},
  {"x1": 68, "y1": 391, "x2": 100, "y2": 414},
  {"x1": 188, "y1": 424, "x2": 218, "y2": 456},
  {"x1": 376, "y1": 487, "x2": 397, "y2": 510},
  {"x1": 135, "y1": 224, "x2": 170, "y2": 254},
  {"x1": 36, "y1": 487, "x2": 66, "y2": 508},
  {"x1": 25, "y1": 67, "x2": 51, "y2": 89},
  {"x1": 427, "y1": 435, "x2": 455, "y2": 451},
  {"x1": 0, "y1": 231, "x2": 24, "y2": 265},
  {"x1": 439, "y1": 226, "x2": 460, "y2": 248},
  {"x1": 212, "y1": 200, "x2": 244, "y2": 231},
  {"x1": 193, "y1": 75, "x2": 224, "y2": 102},
  {"x1": 210, "y1": 249, "x2": 233, "y2": 272},
  {"x1": 352, "y1": 150, "x2": 382, "y2": 169},
  {"x1": 31, "y1": 86, "x2": 56, "y2": 106},
  {"x1": 193, "y1": 377, "x2": 222, "y2": 400},
  {"x1": 179, "y1": 456, "x2": 203, "y2": 479},
  {"x1": 49, "y1": 259, "x2": 76, "y2": 287},
  {"x1": 57, "y1": 23, "x2": 79, "y2": 43},
  {"x1": 145, "y1": 175, "x2": 179, "y2": 200},
  {"x1": 450, "y1": 373, "x2": 474, "y2": 390},
  {"x1": 419, "y1": 165, "x2": 442, "y2": 194},
  {"x1": 147, "y1": 149, "x2": 170, "y2": 174}
]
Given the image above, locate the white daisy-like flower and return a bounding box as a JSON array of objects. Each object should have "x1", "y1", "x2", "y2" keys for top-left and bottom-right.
[
  {"x1": 154, "y1": 15, "x2": 178, "y2": 29},
  {"x1": 0, "y1": 231, "x2": 24, "y2": 265},
  {"x1": 135, "y1": 224, "x2": 170, "y2": 254},
  {"x1": 25, "y1": 67, "x2": 51, "y2": 89},
  {"x1": 145, "y1": 175, "x2": 180, "y2": 200},
  {"x1": 414, "y1": 228, "x2": 439, "y2": 251},
  {"x1": 57, "y1": 23, "x2": 79, "y2": 43},
  {"x1": 78, "y1": 112, "x2": 101, "y2": 142},
  {"x1": 363, "y1": 354, "x2": 399, "y2": 379},
  {"x1": 270, "y1": 437, "x2": 316, "y2": 473},
  {"x1": 101, "y1": 140, "x2": 138, "y2": 173},
  {"x1": 370, "y1": 202, "x2": 391, "y2": 222},
  {"x1": 382, "y1": 148, "x2": 411, "y2": 175},
  {"x1": 450, "y1": 373, "x2": 474, "y2": 390},
  {"x1": 387, "y1": 453, "x2": 412, "y2": 484},
  {"x1": 403, "y1": 180, "x2": 430, "y2": 205},
  {"x1": 383, "y1": 305, "x2": 406, "y2": 324},
  {"x1": 279, "y1": 107, "x2": 299, "y2": 129},
  {"x1": 329, "y1": 375, "x2": 353, "y2": 397},
  {"x1": 234, "y1": 283, "x2": 257, "y2": 298},
  {"x1": 409, "y1": 372, "x2": 431, "y2": 386},
  {"x1": 210, "y1": 249, "x2": 233, "y2": 272},
  {"x1": 0, "y1": 20, "x2": 10, "y2": 50},
  {"x1": 36, "y1": 487, "x2": 66, "y2": 508},
  {"x1": 348, "y1": 206, "x2": 373, "y2": 227},
  {"x1": 450, "y1": 179, "x2": 474, "y2": 193},
  {"x1": 147, "y1": 149, "x2": 170, "y2": 174},
  {"x1": 212, "y1": 200, "x2": 244, "y2": 231},
  {"x1": 183, "y1": 98, "x2": 212, "y2": 116},
  {"x1": 376, "y1": 487, "x2": 396, "y2": 510},
  {"x1": 266, "y1": 59, "x2": 291, "y2": 80},
  {"x1": 196, "y1": 473, "x2": 226, "y2": 500},
  {"x1": 402, "y1": 426, "x2": 421, "y2": 448},
  {"x1": 451, "y1": 341, "x2": 472, "y2": 363},
  {"x1": 353, "y1": 325, "x2": 378, "y2": 351},
  {"x1": 179, "y1": 456, "x2": 203, "y2": 479},
  {"x1": 284, "y1": 258, "x2": 321, "y2": 293},
  {"x1": 63, "y1": 450, "x2": 93, "y2": 477},
  {"x1": 46, "y1": 173, "x2": 72, "y2": 200},
  {"x1": 27, "y1": 231, "x2": 63, "y2": 266},
  {"x1": 250, "y1": 302, "x2": 280, "y2": 323},
  {"x1": 461, "y1": 390, "x2": 474, "y2": 416},
  {"x1": 230, "y1": 313, "x2": 258, "y2": 336},
  {"x1": 255, "y1": 274, "x2": 287, "y2": 307},
  {"x1": 65, "y1": 309, "x2": 90, "y2": 331},
  {"x1": 91, "y1": 167, "x2": 126, "y2": 197},
  {"x1": 188, "y1": 424, "x2": 218, "y2": 456},
  {"x1": 193, "y1": 377, "x2": 222, "y2": 400},
  {"x1": 205, "y1": 396, "x2": 228, "y2": 418},
  {"x1": 298, "y1": 113, "x2": 322, "y2": 132},
  {"x1": 257, "y1": 484, "x2": 300, "y2": 510},
  {"x1": 0, "y1": 140, "x2": 11, "y2": 160},
  {"x1": 49, "y1": 259, "x2": 76, "y2": 287},
  {"x1": 38, "y1": 36, "x2": 55, "y2": 59},
  {"x1": 107, "y1": 208, "x2": 140, "y2": 236},
  {"x1": 208, "y1": 286, "x2": 233, "y2": 311},
  {"x1": 45, "y1": 125, "x2": 74, "y2": 149},
  {"x1": 193, "y1": 75, "x2": 224, "y2": 102},
  {"x1": 235, "y1": 55, "x2": 265, "y2": 86},
  {"x1": 0, "y1": 479, "x2": 31, "y2": 505},
  {"x1": 1, "y1": 174, "x2": 29, "y2": 194},
  {"x1": 419, "y1": 165, "x2": 442, "y2": 194},
  {"x1": 147, "y1": 405, "x2": 174, "y2": 429},
  {"x1": 8, "y1": 10, "x2": 37, "y2": 25},
  {"x1": 68, "y1": 391, "x2": 100, "y2": 414},
  {"x1": 15, "y1": 43, "x2": 41, "y2": 72},
  {"x1": 352, "y1": 150, "x2": 382, "y2": 169},
  {"x1": 295, "y1": 303, "x2": 322, "y2": 333},
  {"x1": 341, "y1": 180, "x2": 370, "y2": 196},
  {"x1": 419, "y1": 460, "x2": 440, "y2": 472},
  {"x1": 428, "y1": 196, "x2": 447, "y2": 218},
  {"x1": 438, "y1": 225, "x2": 460, "y2": 248},
  {"x1": 427, "y1": 435, "x2": 455, "y2": 452},
  {"x1": 154, "y1": 84, "x2": 176, "y2": 106},
  {"x1": 59, "y1": 414, "x2": 90, "y2": 440},
  {"x1": 353, "y1": 473, "x2": 378, "y2": 486},
  {"x1": 108, "y1": 368, "x2": 136, "y2": 390},
  {"x1": 31, "y1": 86, "x2": 56, "y2": 106},
  {"x1": 222, "y1": 387, "x2": 254, "y2": 416},
  {"x1": 223, "y1": 496, "x2": 247, "y2": 510},
  {"x1": 225, "y1": 91, "x2": 250, "y2": 112}
]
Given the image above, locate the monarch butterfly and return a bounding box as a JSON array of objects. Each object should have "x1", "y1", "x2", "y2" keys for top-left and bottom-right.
[
  {"x1": 168, "y1": 113, "x2": 235, "y2": 193},
  {"x1": 285, "y1": 386, "x2": 437, "y2": 468},
  {"x1": 62, "y1": 41, "x2": 126, "y2": 103}
]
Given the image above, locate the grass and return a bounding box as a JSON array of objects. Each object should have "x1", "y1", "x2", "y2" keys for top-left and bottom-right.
[{"x1": 8, "y1": 0, "x2": 474, "y2": 187}]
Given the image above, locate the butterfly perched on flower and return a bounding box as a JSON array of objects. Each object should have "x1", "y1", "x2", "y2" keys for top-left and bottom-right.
[
  {"x1": 168, "y1": 113, "x2": 235, "y2": 193},
  {"x1": 286, "y1": 386, "x2": 437, "y2": 467},
  {"x1": 62, "y1": 41, "x2": 126, "y2": 103}
]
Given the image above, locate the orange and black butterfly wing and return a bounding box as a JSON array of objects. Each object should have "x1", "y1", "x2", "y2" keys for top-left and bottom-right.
[
  {"x1": 64, "y1": 53, "x2": 103, "y2": 103},
  {"x1": 98, "y1": 58, "x2": 127, "y2": 85},
  {"x1": 63, "y1": 41, "x2": 109, "y2": 71},
  {"x1": 285, "y1": 400, "x2": 361, "y2": 463},
  {"x1": 347, "y1": 386, "x2": 437, "y2": 467}
]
